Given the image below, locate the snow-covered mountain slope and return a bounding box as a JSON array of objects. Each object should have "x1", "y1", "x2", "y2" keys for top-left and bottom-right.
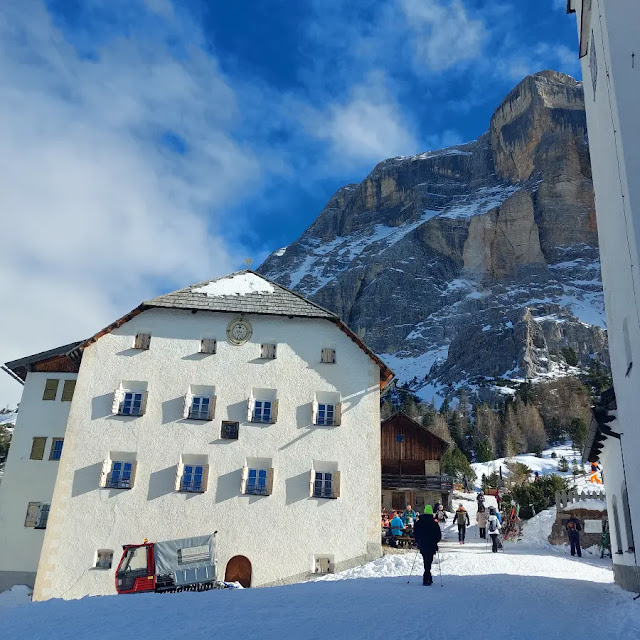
[
  {"x1": 471, "y1": 443, "x2": 603, "y2": 491},
  {"x1": 260, "y1": 71, "x2": 609, "y2": 402}
]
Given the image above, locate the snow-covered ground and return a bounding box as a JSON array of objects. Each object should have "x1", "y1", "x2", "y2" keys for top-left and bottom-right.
[
  {"x1": 471, "y1": 443, "x2": 605, "y2": 492},
  {"x1": 3, "y1": 494, "x2": 638, "y2": 639}
]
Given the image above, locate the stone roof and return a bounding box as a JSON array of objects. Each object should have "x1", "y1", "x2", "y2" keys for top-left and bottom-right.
[{"x1": 143, "y1": 270, "x2": 338, "y2": 320}]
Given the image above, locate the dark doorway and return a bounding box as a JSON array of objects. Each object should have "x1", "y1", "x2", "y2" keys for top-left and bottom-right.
[
  {"x1": 392, "y1": 492, "x2": 406, "y2": 511},
  {"x1": 225, "y1": 555, "x2": 252, "y2": 588}
]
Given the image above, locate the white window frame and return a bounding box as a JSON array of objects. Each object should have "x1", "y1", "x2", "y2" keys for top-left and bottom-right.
[
  {"x1": 317, "y1": 403, "x2": 335, "y2": 426},
  {"x1": 179, "y1": 464, "x2": 207, "y2": 493},
  {"x1": 252, "y1": 400, "x2": 272, "y2": 423},
  {"x1": 190, "y1": 396, "x2": 211, "y2": 420},
  {"x1": 103, "y1": 460, "x2": 136, "y2": 489}
]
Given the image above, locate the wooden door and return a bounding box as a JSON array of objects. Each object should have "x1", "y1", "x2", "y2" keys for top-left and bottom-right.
[
  {"x1": 225, "y1": 555, "x2": 252, "y2": 588},
  {"x1": 392, "y1": 492, "x2": 406, "y2": 511}
]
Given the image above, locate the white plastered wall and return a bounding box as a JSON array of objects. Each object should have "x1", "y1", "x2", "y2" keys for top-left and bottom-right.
[
  {"x1": 573, "y1": 0, "x2": 640, "y2": 585},
  {"x1": 33, "y1": 309, "x2": 382, "y2": 600},
  {"x1": 0, "y1": 372, "x2": 76, "y2": 591}
]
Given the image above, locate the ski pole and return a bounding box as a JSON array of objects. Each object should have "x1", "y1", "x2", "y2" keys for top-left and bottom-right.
[
  {"x1": 407, "y1": 548, "x2": 420, "y2": 584},
  {"x1": 437, "y1": 549, "x2": 443, "y2": 587}
]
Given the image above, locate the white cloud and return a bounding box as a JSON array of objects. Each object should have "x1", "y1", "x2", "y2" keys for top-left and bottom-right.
[
  {"x1": 0, "y1": 1, "x2": 262, "y2": 405},
  {"x1": 400, "y1": 0, "x2": 488, "y2": 72},
  {"x1": 499, "y1": 42, "x2": 580, "y2": 81},
  {"x1": 307, "y1": 75, "x2": 419, "y2": 167}
]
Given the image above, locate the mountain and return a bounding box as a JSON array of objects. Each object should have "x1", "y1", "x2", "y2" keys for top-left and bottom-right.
[{"x1": 259, "y1": 71, "x2": 608, "y2": 402}]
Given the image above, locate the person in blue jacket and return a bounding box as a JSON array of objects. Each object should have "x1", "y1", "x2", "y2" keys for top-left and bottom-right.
[{"x1": 389, "y1": 512, "x2": 405, "y2": 547}]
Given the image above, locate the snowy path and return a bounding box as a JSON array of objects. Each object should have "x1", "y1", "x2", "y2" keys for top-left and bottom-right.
[{"x1": 2, "y1": 495, "x2": 639, "y2": 639}]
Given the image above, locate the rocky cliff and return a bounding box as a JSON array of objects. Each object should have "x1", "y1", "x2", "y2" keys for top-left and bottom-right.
[{"x1": 259, "y1": 71, "x2": 608, "y2": 402}]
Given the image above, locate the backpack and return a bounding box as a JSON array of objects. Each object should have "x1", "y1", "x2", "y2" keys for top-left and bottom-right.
[
  {"x1": 456, "y1": 510, "x2": 467, "y2": 525},
  {"x1": 489, "y1": 517, "x2": 498, "y2": 533}
]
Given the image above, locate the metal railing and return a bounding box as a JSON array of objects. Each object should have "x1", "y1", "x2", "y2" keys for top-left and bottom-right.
[{"x1": 381, "y1": 473, "x2": 453, "y2": 491}]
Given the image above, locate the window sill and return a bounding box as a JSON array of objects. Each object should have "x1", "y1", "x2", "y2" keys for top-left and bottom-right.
[
  {"x1": 103, "y1": 486, "x2": 132, "y2": 490},
  {"x1": 186, "y1": 416, "x2": 212, "y2": 422},
  {"x1": 312, "y1": 495, "x2": 338, "y2": 500},
  {"x1": 314, "y1": 423, "x2": 338, "y2": 427},
  {"x1": 178, "y1": 489, "x2": 205, "y2": 494},
  {"x1": 250, "y1": 419, "x2": 275, "y2": 425}
]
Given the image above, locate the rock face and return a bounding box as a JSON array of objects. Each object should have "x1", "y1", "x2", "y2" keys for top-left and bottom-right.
[{"x1": 259, "y1": 71, "x2": 609, "y2": 401}]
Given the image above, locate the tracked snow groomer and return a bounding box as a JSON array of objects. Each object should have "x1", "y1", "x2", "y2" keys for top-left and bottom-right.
[{"x1": 115, "y1": 533, "x2": 221, "y2": 594}]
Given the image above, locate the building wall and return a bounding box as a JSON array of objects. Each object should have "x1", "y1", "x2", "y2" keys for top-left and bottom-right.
[
  {"x1": 0, "y1": 372, "x2": 76, "y2": 592},
  {"x1": 33, "y1": 308, "x2": 382, "y2": 600},
  {"x1": 572, "y1": 0, "x2": 640, "y2": 590}
]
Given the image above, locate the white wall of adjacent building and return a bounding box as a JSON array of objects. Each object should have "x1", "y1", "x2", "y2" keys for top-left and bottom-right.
[
  {"x1": 570, "y1": 0, "x2": 640, "y2": 590},
  {"x1": 0, "y1": 372, "x2": 75, "y2": 592},
  {"x1": 33, "y1": 308, "x2": 382, "y2": 600}
]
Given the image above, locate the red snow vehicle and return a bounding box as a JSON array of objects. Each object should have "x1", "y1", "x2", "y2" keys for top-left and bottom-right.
[{"x1": 115, "y1": 533, "x2": 220, "y2": 594}]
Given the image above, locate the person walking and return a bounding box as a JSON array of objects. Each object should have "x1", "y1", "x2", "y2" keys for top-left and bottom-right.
[
  {"x1": 477, "y1": 491, "x2": 485, "y2": 510},
  {"x1": 454, "y1": 504, "x2": 470, "y2": 544},
  {"x1": 566, "y1": 516, "x2": 583, "y2": 557},
  {"x1": 487, "y1": 506, "x2": 502, "y2": 552},
  {"x1": 435, "y1": 504, "x2": 448, "y2": 532},
  {"x1": 413, "y1": 506, "x2": 442, "y2": 586},
  {"x1": 496, "y1": 488, "x2": 503, "y2": 511},
  {"x1": 476, "y1": 506, "x2": 487, "y2": 539}
]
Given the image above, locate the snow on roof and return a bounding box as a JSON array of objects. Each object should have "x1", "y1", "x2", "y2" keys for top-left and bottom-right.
[
  {"x1": 191, "y1": 273, "x2": 275, "y2": 297},
  {"x1": 562, "y1": 499, "x2": 607, "y2": 512}
]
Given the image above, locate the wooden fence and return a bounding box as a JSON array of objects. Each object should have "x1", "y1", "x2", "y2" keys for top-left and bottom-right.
[{"x1": 555, "y1": 488, "x2": 607, "y2": 510}]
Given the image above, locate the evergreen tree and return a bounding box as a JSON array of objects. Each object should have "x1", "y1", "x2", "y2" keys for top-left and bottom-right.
[{"x1": 558, "y1": 456, "x2": 569, "y2": 472}]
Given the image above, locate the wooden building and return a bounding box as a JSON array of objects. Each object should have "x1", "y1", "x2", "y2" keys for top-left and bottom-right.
[{"x1": 381, "y1": 412, "x2": 453, "y2": 512}]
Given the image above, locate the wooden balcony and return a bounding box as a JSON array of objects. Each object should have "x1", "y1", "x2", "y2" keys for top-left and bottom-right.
[{"x1": 381, "y1": 473, "x2": 453, "y2": 491}]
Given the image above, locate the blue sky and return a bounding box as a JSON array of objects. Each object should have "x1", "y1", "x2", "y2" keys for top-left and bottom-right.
[{"x1": 0, "y1": 0, "x2": 579, "y2": 404}]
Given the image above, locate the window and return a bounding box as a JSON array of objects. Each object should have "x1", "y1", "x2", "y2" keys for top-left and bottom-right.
[
  {"x1": 35, "y1": 504, "x2": 50, "y2": 529},
  {"x1": 49, "y1": 438, "x2": 64, "y2": 461},
  {"x1": 121, "y1": 392, "x2": 144, "y2": 416},
  {"x1": 178, "y1": 545, "x2": 210, "y2": 565},
  {"x1": 103, "y1": 461, "x2": 136, "y2": 489},
  {"x1": 253, "y1": 400, "x2": 271, "y2": 423},
  {"x1": 42, "y1": 379, "x2": 59, "y2": 401},
  {"x1": 189, "y1": 396, "x2": 213, "y2": 421},
  {"x1": 175, "y1": 460, "x2": 208, "y2": 493},
  {"x1": 112, "y1": 385, "x2": 148, "y2": 416},
  {"x1": 321, "y1": 348, "x2": 336, "y2": 364},
  {"x1": 30, "y1": 437, "x2": 47, "y2": 460},
  {"x1": 95, "y1": 549, "x2": 113, "y2": 570},
  {"x1": 200, "y1": 338, "x2": 217, "y2": 354},
  {"x1": 313, "y1": 398, "x2": 342, "y2": 426},
  {"x1": 260, "y1": 343, "x2": 277, "y2": 359},
  {"x1": 314, "y1": 471, "x2": 333, "y2": 498},
  {"x1": 314, "y1": 556, "x2": 333, "y2": 574},
  {"x1": 246, "y1": 469, "x2": 268, "y2": 495},
  {"x1": 61, "y1": 379, "x2": 76, "y2": 402},
  {"x1": 25, "y1": 502, "x2": 50, "y2": 529},
  {"x1": 310, "y1": 469, "x2": 341, "y2": 499},
  {"x1": 221, "y1": 421, "x2": 239, "y2": 440},
  {"x1": 181, "y1": 465, "x2": 205, "y2": 492},
  {"x1": 241, "y1": 465, "x2": 274, "y2": 496},
  {"x1": 134, "y1": 333, "x2": 151, "y2": 350}
]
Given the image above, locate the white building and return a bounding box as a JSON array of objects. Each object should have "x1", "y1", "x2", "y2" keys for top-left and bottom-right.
[
  {"x1": 567, "y1": 0, "x2": 640, "y2": 591},
  {"x1": 0, "y1": 343, "x2": 81, "y2": 593},
  {"x1": 1, "y1": 272, "x2": 392, "y2": 599}
]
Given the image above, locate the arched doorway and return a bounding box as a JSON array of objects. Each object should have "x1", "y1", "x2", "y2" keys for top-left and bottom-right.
[{"x1": 225, "y1": 555, "x2": 252, "y2": 588}]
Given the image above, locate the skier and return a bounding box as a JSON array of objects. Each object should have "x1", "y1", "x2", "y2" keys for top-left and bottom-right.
[
  {"x1": 435, "y1": 504, "x2": 448, "y2": 539},
  {"x1": 566, "y1": 516, "x2": 583, "y2": 557},
  {"x1": 487, "y1": 506, "x2": 502, "y2": 552},
  {"x1": 454, "y1": 504, "x2": 471, "y2": 544},
  {"x1": 476, "y1": 506, "x2": 487, "y2": 539},
  {"x1": 413, "y1": 506, "x2": 442, "y2": 586}
]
